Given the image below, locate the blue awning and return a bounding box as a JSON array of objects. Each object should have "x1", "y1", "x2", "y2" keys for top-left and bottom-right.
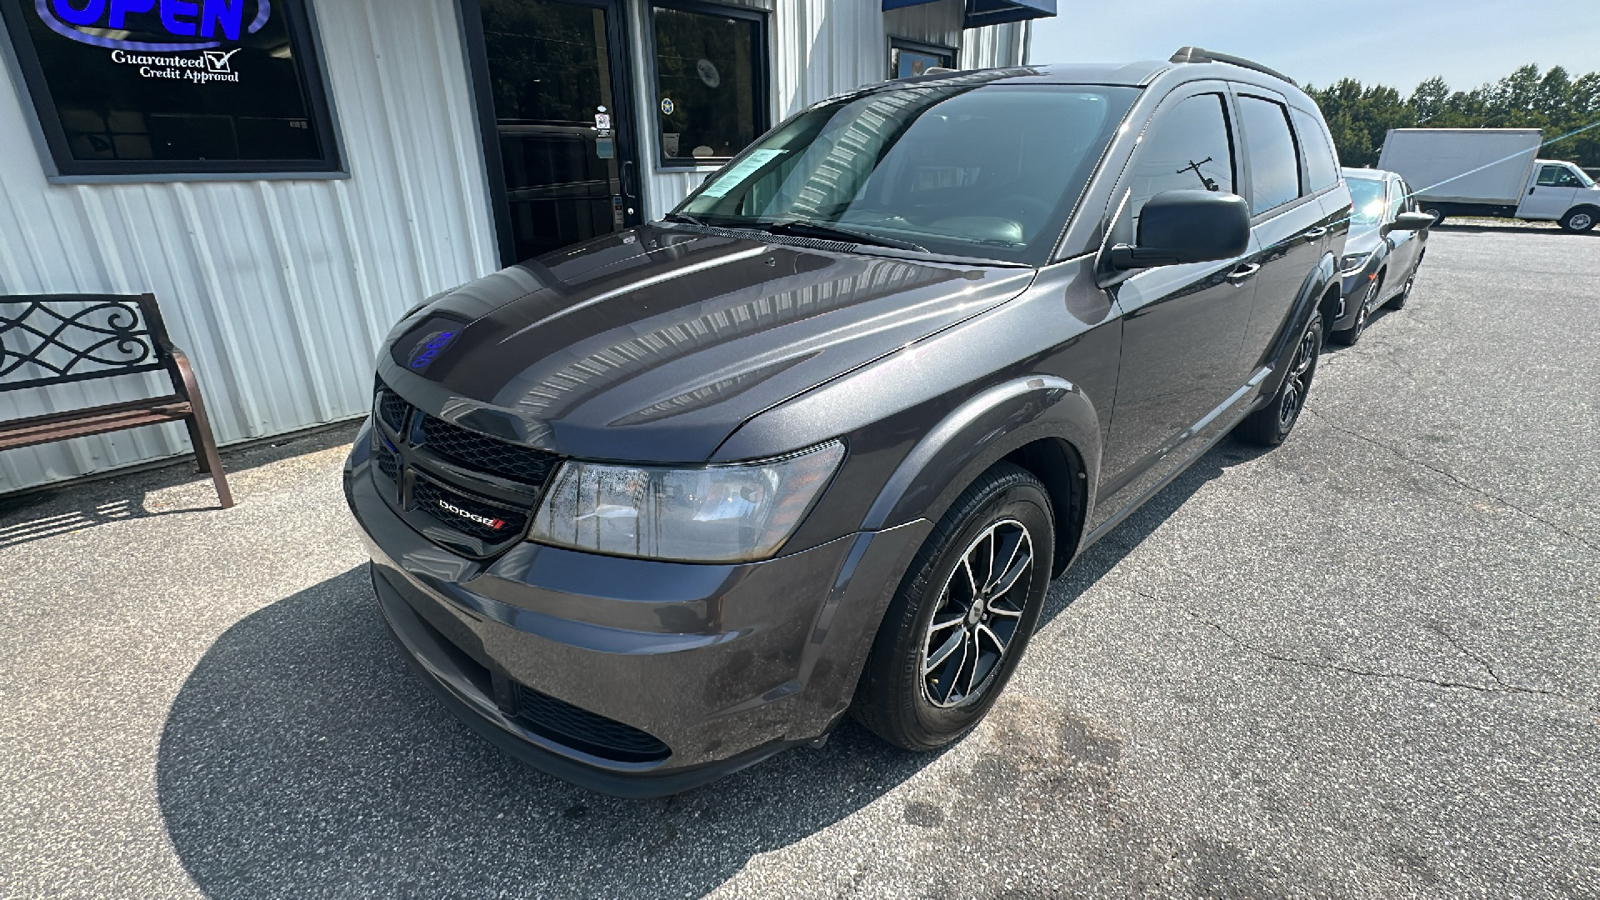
[
  {"x1": 882, "y1": 0, "x2": 1057, "y2": 27},
  {"x1": 964, "y1": 0, "x2": 1057, "y2": 27}
]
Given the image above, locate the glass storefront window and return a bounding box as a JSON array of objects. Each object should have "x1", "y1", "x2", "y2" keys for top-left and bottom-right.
[
  {"x1": 889, "y1": 40, "x2": 954, "y2": 79},
  {"x1": 651, "y1": 2, "x2": 767, "y2": 166},
  {"x1": 0, "y1": 0, "x2": 340, "y2": 176}
]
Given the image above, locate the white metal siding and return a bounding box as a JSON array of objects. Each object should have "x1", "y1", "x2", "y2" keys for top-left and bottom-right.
[
  {"x1": 0, "y1": 0, "x2": 1029, "y2": 493},
  {"x1": 0, "y1": 0, "x2": 499, "y2": 492}
]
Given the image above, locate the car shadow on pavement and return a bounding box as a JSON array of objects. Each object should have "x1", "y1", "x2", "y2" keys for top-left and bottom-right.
[
  {"x1": 1320, "y1": 307, "x2": 1401, "y2": 355},
  {"x1": 156, "y1": 566, "x2": 947, "y2": 899},
  {"x1": 155, "y1": 437, "x2": 1265, "y2": 899},
  {"x1": 1038, "y1": 435, "x2": 1271, "y2": 626}
]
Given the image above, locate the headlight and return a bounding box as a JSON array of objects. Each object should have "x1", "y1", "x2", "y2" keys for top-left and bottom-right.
[
  {"x1": 529, "y1": 441, "x2": 846, "y2": 563},
  {"x1": 1338, "y1": 252, "x2": 1371, "y2": 274}
]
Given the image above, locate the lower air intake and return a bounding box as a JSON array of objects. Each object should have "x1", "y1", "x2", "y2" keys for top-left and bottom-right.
[{"x1": 515, "y1": 684, "x2": 671, "y2": 763}]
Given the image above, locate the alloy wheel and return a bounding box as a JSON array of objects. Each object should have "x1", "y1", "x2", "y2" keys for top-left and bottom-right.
[
  {"x1": 1353, "y1": 285, "x2": 1373, "y2": 334},
  {"x1": 1278, "y1": 324, "x2": 1318, "y2": 431},
  {"x1": 919, "y1": 518, "x2": 1035, "y2": 708},
  {"x1": 1394, "y1": 273, "x2": 1415, "y2": 307}
]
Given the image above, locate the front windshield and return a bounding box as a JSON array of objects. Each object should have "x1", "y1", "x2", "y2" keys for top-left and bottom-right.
[
  {"x1": 1347, "y1": 177, "x2": 1387, "y2": 230},
  {"x1": 674, "y1": 82, "x2": 1140, "y2": 264}
]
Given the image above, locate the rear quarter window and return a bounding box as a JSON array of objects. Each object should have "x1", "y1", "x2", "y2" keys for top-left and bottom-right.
[{"x1": 1290, "y1": 107, "x2": 1340, "y2": 193}]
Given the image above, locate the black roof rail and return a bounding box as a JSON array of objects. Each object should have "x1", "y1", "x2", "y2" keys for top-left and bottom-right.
[{"x1": 1169, "y1": 46, "x2": 1297, "y2": 87}]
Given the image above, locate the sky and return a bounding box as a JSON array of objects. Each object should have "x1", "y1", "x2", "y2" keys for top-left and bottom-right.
[{"x1": 1027, "y1": 0, "x2": 1600, "y2": 95}]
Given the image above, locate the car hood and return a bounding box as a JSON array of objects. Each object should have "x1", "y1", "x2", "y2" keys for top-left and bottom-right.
[{"x1": 378, "y1": 224, "x2": 1036, "y2": 462}]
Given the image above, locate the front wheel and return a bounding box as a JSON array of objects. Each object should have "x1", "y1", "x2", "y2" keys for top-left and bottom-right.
[
  {"x1": 1237, "y1": 310, "x2": 1323, "y2": 447},
  {"x1": 1388, "y1": 269, "x2": 1416, "y2": 310},
  {"x1": 853, "y1": 463, "x2": 1054, "y2": 751},
  {"x1": 1559, "y1": 207, "x2": 1597, "y2": 233},
  {"x1": 1332, "y1": 280, "x2": 1376, "y2": 346}
]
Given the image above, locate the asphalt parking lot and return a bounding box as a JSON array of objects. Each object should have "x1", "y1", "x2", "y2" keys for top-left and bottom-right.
[{"x1": 2, "y1": 225, "x2": 1597, "y2": 899}]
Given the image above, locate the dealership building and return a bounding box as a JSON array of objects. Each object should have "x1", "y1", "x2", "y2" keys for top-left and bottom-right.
[{"x1": 0, "y1": 0, "x2": 1052, "y2": 494}]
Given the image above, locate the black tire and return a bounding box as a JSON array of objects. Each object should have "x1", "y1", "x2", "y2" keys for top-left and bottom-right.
[
  {"x1": 1558, "y1": 207, "x2": 1597, "y2": 233},
  {"x1": 1332, "y1": 277, "x2": 1378, "y2": 346},
  {"x1": 1388, "y1": 267, "x2": 1416, "y2": 310},
  {"x1": 853, "y1": 462, "x2": 1054, "y2": 751},
  {"x1": 1238, "y1": 310, "x2": 1323, "y2": 447}
]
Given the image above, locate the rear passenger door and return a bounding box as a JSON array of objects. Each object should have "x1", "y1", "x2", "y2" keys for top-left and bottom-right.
[
  {"x1": 1234, "y1": 92, "x2": 1336, "y2": 373},
  {"x1": 1097, "y1": 84, "x2": 1259, "y2": 513}
]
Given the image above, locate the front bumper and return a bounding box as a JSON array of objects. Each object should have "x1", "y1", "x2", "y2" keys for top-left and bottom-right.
[
  {"x1": 344, "y1": 425, "x2": 930, "y2": 797},
  {"x1": 1335, "y1": 259, "x2": 1381, "y2": 331}
]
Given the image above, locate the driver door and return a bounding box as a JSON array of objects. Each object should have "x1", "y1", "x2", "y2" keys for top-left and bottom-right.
[
  {"x1": 1519, "y1": 164, "x2": 1582, "y2": 220},
  {"x1": 1096, "y1": 86, "x2": 1259, "y2": 516}
]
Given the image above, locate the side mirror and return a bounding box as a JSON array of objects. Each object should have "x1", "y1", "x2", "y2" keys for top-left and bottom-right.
[
  {"x1": 1109, "y1": 189, "x2": 1251, "y2": 270},
  {"x1": 1381, "y1": 211, "x2": 1436, "y2": 236}
]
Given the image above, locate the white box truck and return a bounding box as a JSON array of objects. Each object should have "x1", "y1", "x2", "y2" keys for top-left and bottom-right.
[{"x1": 1375, "y1": 128, "x2": 1599, "y2": 232}]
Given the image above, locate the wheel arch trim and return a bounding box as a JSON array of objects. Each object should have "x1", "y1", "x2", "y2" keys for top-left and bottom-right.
[
  {"x1": 1258, "y1": 252, "x2": 1337, "y2": 399},
  {"x1": 861, "y1": 375, "x2": 1101, "y2": 559}
]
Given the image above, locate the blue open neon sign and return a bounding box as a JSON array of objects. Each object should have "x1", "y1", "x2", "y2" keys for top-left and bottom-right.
[{"x1": 36, "y1": 0, "x2": 270, "y2": 51}]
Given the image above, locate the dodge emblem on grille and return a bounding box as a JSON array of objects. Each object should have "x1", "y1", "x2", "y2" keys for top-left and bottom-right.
[{"x1": 437, "y1": 498, "x2": 505, "y2": 531}]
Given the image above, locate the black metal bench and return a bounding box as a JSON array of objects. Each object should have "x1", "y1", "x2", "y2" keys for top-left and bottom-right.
[{"x1": 1, "y1": 293, "x2": 232, "y2": 508}]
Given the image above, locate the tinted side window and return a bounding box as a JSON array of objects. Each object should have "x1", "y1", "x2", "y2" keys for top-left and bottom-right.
[
  {"x1": 1238, "y1": 96, "x2": 1302, "y2": 214},
  {"x1": 1387, "y1": 179, "x2": 1404, "y2": 220},
  {"x1": 1290, "y1": 107, "x2": 1339, "y2": 192},
  {"x1": 1126, "y1": 93, "x2": 1236, "y2": 224}
]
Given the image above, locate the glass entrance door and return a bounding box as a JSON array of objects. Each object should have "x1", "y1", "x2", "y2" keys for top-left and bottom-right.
[{"x1": 471, "y1": 0, "x2": 641, "y2": 263}]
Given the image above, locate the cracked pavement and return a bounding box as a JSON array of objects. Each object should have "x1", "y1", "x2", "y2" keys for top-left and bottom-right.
[{"x1": 2, "y1": 226, "x2": 1598, "y2": 898}]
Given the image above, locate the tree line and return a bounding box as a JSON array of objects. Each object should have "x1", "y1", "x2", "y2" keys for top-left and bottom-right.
[{"x1": 1305, "y1": 64, "x2": 1600, "y2": 169}]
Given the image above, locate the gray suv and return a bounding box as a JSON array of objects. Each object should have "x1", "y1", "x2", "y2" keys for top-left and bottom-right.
[{"x1": 345, "y1": 48, "x2": 1351, "y2": 796}]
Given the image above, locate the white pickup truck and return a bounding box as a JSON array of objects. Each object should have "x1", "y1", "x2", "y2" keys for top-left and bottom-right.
[{"x1": 1375, "y1": 128, "x2": 1599, "y2": 232}]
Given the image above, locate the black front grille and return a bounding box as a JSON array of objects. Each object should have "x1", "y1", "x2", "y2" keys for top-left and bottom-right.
[
  {"x1": 378, "y1": 389, "x2": 411, "y2": 433},
  {"x1": 411, "y1": 478, "x2": 528, "y2": 543},
  {"x1": 374, "y1": 438, "x2": 401, "y2": 482},
  {"x1": 371, "y1": 378, "x2": 558, "y2": 556},
  {"x1": 419, "y1": 415, "x2": 558, "y2": 486},
  {"x1": 515, "y1": 683, "x2": 671, "y2": 763}
]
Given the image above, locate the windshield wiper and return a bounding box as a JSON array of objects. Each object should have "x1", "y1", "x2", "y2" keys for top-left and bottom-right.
[
  {"x1": 662, "y1": 212, "x2": 706, "y2": 226},
  {"x1": 756, "y1": 219, "x2": 929, "y2": 253}
]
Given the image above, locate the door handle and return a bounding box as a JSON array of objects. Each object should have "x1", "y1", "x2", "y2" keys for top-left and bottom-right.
[
  {"x1": 1227, "y1": 263, "x2": 1260, "y2": 285},
  {"x1": 1304, "y1": 227, "x2": 1328, "y2": 239},
  {"x1": 622, "y1": 161, "x2": 637, "y2": 199}
]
